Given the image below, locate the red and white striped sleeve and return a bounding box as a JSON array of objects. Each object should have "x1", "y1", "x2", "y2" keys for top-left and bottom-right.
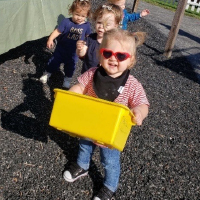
[{"x1": 128, "y1": 76, "x2": 149, "y2": 109}]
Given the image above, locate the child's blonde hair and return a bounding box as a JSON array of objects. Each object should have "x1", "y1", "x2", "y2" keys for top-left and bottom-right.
[
  {"x1": 92, "y1": 3, "x2": 123, "y2": 26},
  {"x1": 100, "y1": 28, "x2": 146, "y2": 68},
  {"x1": 68, "y1": 0, "x2": 91, "y2": 17}
]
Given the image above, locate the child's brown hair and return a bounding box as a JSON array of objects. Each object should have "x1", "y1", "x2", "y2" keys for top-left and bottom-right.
[
  {"x1": 68, "y1": 0, "x2": 91, "y2": 17},
  {"x1": 92, "y1": 3, "x2": 123, "y2": 26},
  {"x1": 99, "y1": 28, "x2": 146, "y2": 68}
]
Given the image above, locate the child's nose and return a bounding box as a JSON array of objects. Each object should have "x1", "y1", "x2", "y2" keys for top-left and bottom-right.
[{"x1": 109, "y1": 55, "x2": 117, "y2": 61}]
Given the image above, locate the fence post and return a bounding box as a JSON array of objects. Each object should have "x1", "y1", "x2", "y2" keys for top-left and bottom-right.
[
  {"x1": 132, "y1": 0, "x2": 140, "y2": 12},
  {"x1": 186, "y1": 0, "x2": 190, "y2": 10},
  {"x1": 164, "y1": 0, "x2": 188, "y2": 58}
]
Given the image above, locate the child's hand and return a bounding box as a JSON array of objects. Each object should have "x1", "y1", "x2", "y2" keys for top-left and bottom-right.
[
  {"x1": 76, "y1": 40, "x2": 86, "y2": 51},
  {"x1": 140, "y1": 9, "x2": 150, "y2": 17},
  {"x1": 131, "y1": 104, "x2": 149, "y2": 126},
  {"x1": 47, "y1": 39, "x2": 54, "y2": 49},
  {"x1": 76, "y1": 40, "x2": 87, "y2": 57},
  {"x1": 94, "y1": 142, "x2": 108, "y2": 148},
  {"x1": 132, "y1": 108, "x2": 143, "y2": 126}
]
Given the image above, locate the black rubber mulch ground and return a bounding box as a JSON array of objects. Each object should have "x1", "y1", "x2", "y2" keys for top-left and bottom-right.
[{"x1": 0, "y1": 1, "x2": 200, "y2": 199}]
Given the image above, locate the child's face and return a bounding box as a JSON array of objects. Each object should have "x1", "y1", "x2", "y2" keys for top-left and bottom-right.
[
  {"x1": 109, "y1": 0, "x2": 126, "y2": 9},
  {"x1": 95, "y1": 13, "x2": 118, "y2": 38},
  {"x1": 100, "y1": 40, "x2": 134, "y2": 78},
  {"x1": 72, "y1": 8, "x2": 88, "y2": 24}
]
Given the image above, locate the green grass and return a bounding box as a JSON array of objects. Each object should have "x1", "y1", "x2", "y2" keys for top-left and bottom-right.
[{"x1": 143, "y1": 0, "x2": 200, "y2": 19}]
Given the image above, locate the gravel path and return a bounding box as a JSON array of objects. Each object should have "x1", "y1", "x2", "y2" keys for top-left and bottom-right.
[{"x1": 0, "y1": 1, "x2": 200, "y2": 199}]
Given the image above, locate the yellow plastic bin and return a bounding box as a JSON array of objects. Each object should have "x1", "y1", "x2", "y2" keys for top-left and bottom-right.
[{"x1": 49, "y1": 89, "x2": 135, "y2": 151}]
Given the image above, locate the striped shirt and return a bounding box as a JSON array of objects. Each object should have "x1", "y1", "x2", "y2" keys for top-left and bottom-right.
[{"x1": 78, "y1": 67, "x2": 149, "y2": 109}]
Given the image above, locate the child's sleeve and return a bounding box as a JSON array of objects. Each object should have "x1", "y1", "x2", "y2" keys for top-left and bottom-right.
[
  {"x1": 126, "y1": 12, "x2": 141, "y2": 22},
  {"x1": 85, "y1": 35, "x2": 90, "y2": 47},
  {"x1": 57, "y1": 18, "x2": 68, "y2": 33},
  {"x1": 128, "y1": 80, "x2": 149, "y2": 109},
  {"x1": 85, "y1": 22, "x2": 91, "y2": 36},
  {"x1": 77, "y1": 67, "x2": 96, "y2": 88}
]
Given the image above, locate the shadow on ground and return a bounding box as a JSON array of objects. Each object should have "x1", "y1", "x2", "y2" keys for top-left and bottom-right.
[
  {"x1": 0, "y1": 37, "x2": 105, "y2": 199},
  {"x1": 160, "y1": 23, "x2": 200, "y2": 44}
]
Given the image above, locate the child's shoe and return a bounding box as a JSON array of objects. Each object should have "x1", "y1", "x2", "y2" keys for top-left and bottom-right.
[
  {"x1": 93, "y1": 185, "x2": 115, "y2": 200},
  {"x1": 63, "y1": 162, "x2": 88, "y2": 182},
  {"x1": 39, "y1": 72, "x2": 51, "y2": 84},
  {"x1": 63, "y1": 77, "x2": 72, "y2": 88}
]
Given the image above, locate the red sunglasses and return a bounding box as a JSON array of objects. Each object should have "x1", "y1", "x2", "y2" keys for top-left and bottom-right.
[{"x1": 100, "y1": 48, "x2": 131, "y2": 62}]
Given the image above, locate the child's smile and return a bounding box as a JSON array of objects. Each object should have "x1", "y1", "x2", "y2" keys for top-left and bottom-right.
[{"x1": 107, "y1": 60, "x2": 118, "y2": 70}]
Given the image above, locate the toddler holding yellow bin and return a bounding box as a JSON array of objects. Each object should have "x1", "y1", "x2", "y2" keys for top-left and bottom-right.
[{"x1": 63, "y1": 28, "x2": 149, "y2": 200}]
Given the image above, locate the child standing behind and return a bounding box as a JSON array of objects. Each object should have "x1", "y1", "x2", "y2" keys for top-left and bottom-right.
[
  {"x1": 63, "y1": 28, "x2": 149, "y2": 200},
  {"x1": 40, "y1": 0, "x2": 91, "y2": 88},
  {"x1": 76, "y1": 3, "x2": 123, "y2": 74},
  {"x1": 108, "y1": 0, "x2": 150, "y2": 30}
]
